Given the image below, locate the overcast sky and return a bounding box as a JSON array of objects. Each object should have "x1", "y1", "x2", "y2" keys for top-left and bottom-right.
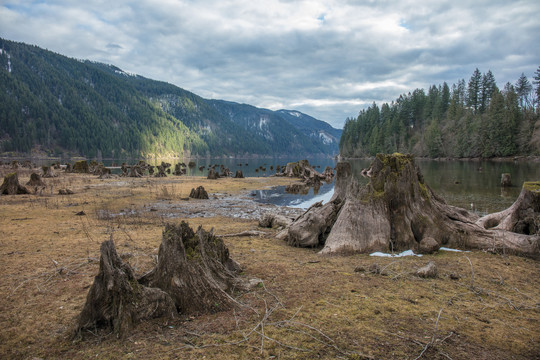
[{"x1": 1, "y1": 0, "x2": 539, "y2": 128}]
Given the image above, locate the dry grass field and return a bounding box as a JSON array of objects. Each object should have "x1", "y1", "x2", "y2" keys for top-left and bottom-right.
[{"x1": 0, "y1": 169, "x2": 539, "y2": 359}]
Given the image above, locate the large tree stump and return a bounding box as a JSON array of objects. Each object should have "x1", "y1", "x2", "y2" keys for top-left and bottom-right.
[
  {"x1": 280, "y1": 154, "x2": 539, "y2": 258},
  {"x1": 0, "y1": 173, "x2": 30, "y2": 195},
  {"x1": 74, "y1": 238, "x2": 176, "y2": 338},
  {"x1": 139, "y1": 222, "x2": 243, "y2": 314}
]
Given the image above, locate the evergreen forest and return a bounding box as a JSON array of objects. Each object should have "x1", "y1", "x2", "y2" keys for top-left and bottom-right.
[
  {"x1": 0, "y1": 38, "x2": 340, "y2": 158},
  {"x1": 339, "y1": 68, "x2": 540, "y2": 158}
]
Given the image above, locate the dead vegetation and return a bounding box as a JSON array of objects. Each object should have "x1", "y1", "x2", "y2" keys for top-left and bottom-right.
[{"x1": 0, "y1": 169, "x2": 539, "y2": 359}]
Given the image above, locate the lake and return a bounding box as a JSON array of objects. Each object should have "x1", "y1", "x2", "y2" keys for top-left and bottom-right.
[
  {"x1": 9, "y1": 156, "x2": 539, "y2": 215},
  {"x1": 253, "y1": 158, "x2": 540, "y2": 215}
]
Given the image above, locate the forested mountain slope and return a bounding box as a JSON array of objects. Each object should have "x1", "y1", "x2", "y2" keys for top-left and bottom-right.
[
  {"x1": 340, "y1": 68, "x2": 540, "y2": 158},
  {"x1": 0, "y1": 38, "x2": 340, "y2": 158}
]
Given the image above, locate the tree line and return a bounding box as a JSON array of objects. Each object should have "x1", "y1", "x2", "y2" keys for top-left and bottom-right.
[{"x1": 339, "y1": 67, "x2": 540, "y2": 158}]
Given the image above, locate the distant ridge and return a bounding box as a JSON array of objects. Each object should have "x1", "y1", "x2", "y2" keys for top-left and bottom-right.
[{"x1": 0, "y1": 38, "x2": 341, "y2": 158}]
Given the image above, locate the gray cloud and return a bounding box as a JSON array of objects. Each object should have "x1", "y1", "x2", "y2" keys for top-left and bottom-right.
[{"x1": 1, "y1": 0, "x2": 539, "y2": 128}]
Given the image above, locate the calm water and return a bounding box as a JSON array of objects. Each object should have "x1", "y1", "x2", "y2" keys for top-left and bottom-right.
[{"x1": 254, "y1": 158, "x2": 540, "y2": 215}]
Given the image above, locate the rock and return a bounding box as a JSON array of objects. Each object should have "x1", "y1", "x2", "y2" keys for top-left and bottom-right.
[
  {"x1": 416, "y1": 261, "x2": 437, "y2": 278},
  {"x1": 368, "y1": 263, "x2": 381, "y2": 274},
  {"x1": 418, "y1": 237, "x2": 440, "y2": 254}
]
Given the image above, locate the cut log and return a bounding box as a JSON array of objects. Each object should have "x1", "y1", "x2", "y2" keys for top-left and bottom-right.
[
  {"x1": 0, "y1": 173, "x2": 30, "y2": 195},
  {"x1": 74, "y1": 238, "x2": 176, "y2": 338},
  {"x1": 281, "y1": 154, "x2": 539, "y2": 258},
  {"x1": 139, "y1": 222, "x2": 244, "y2": 314}
]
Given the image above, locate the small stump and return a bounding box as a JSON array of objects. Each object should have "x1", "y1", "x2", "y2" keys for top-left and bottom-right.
[
  {"x1": 0, "y1": 173, "x2": 29, "y2": 195},
  {"x1": 189, "y1": 186, "x2": 209, "y2": 199}
]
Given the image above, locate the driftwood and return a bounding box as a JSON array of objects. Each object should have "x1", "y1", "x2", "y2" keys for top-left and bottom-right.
[
  {"x1": 139, "y1": 222, "x2": 244, "y2": 314},
  {"x1": 280, "y1": 154, "x2": 539, "y2": 258},
  {"x1": 74, "y1": 238, "x2": 176, "y2": 338},
  {"x1": 1, "y1": 173, "x2": 30, "y2": 195}
]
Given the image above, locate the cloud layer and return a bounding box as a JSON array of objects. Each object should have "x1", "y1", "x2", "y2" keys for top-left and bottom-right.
[{"x1": 1, "y1": 0, "x2": 539, "y2": 128}]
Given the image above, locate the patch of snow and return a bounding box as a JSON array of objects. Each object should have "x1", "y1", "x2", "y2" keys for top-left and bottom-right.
[
  {"x1": 439, "y1": 247, "x2": 470, "y2": 252},
  {"x1": 318, "y1": 132, "x2": 334, "y2": 145},
  {"x1": 370, "y1": 250, "x2": 422, "y2": 257},
  {"x1": 259, "y1": 115, "x2": 268, "y2": 130},
  {"x1": 288, "y1": 111, "x2": 301, "y2": 117}
]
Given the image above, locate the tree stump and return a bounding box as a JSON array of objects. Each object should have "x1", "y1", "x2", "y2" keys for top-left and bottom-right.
[
  {"x1": 139, "y1": 222, "x2": 244, "y2": 314},
  {"x1": 1, "y1": 173, "x2": 30, "y2": 195},
  {"x1": 189, "y1": 186, "x2": 209, "y2": 199},
  {"x1": 42, "y1": 166, "x2": 57, "y2": 178},
  {"x1": 26, "y1": 173, "x2": 46, "y2": 193},
  {"x1": 501, "y1": 173, "x2": 512, "y2": 187},
  {"x1": 281, "y1": 154, "x2": 539, "y2": 258},
  {"x1": 72, "y1": 160, "x2": 89, "y2": 173},
  {"x1": 74, "y1": 238, "x2": 176, "y2": 338},
  {"x1": 207, "y1": 168, "x2": 220, "y2": 179},
  {"x1": 234, "y1": 170, "x2": 244, "y2": 178}
]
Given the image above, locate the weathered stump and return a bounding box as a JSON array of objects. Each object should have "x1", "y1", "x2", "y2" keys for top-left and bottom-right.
[
  {"x1": 139, "y1": 222, "x2": 243, "y2": 314},
  {"x1": 234, "y1": 170, "x2": 244, "y2": 178},
  {"x1": 207, "y1": 168, "x2": 220, "y2": 179},
  {"x1": 188, "y1": 161, "x2": 196, "y2": 168},
  {"x1": 1, "y1": 173, "x2": 30, "y2": 195},
  {"x1": 74, "y1": 238, "x2": 176, "y2": 338},
  {"x1": 280, "y1": 154, "x2": 539, "y2": 258},
  {"x1": 72, "y1": 160, "x2": 90, "y2": 173},
  {"x1": 27, "y1": 173, "x2": 45, "y2": 187},
  {"x1": 189, "y1": 186, "x2": 209, "y2": 199},
  {"x1": 501, "y1": 173, "x2": 512, "y2": 187},
  {"x1": 42, "y1": 166, "x2": 57, "y2": 178}
]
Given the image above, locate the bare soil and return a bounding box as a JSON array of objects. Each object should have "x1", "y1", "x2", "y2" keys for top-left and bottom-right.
[{"x1": 0, "y1": 169, "x2": 539, "y2": 359}]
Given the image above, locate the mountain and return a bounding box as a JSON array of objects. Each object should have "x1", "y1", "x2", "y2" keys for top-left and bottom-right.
[{"x1": 0, "y1": 38, "x2": 341, "y2": 158}]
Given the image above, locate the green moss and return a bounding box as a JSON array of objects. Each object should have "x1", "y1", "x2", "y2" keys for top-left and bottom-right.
[
  {"x1": 523, "y1": 181, "x2": 540, "y2": 192},
  {"x1": 418, "y1": 182, "x2": 430, "y2": 200}
]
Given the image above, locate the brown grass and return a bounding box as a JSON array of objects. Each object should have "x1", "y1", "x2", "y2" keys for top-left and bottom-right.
[{"x1": 0, "y1": 170, "x2": 539, "y2": 359}]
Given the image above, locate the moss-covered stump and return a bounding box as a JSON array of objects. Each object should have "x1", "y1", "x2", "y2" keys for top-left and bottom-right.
[
  {"x1": 74, "y1": 238, "x2": 176, "y2": 339},
  {"x1": 0, "y1": 173, "x2": 30, "y2": 195},
  {"x1": 281, "y1": 154, "x2": 539, "y2": 258},
  {"x1": 139, "y1": 222, "x2": 244, "y2": 314}
]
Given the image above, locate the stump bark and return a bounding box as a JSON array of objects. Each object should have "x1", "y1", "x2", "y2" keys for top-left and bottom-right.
[
  {"x1": 281, "y1": 154, "x2": 539, "y2": 258},
  {"x1": 139, "y1": 222, "x2": 243, "y2": 314},
  {"x1": 207, "y1": 168, "x2": 220, "y2": 179},
  {"x1": 72, "y1": 160, "x2": 89, "y2": 173},
  {"x1": 74, "y1": 238, "x2": 176, "y2": 338},
  {"x1": 1, "y1": 173, "x2": 30, "y2": 195}
]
